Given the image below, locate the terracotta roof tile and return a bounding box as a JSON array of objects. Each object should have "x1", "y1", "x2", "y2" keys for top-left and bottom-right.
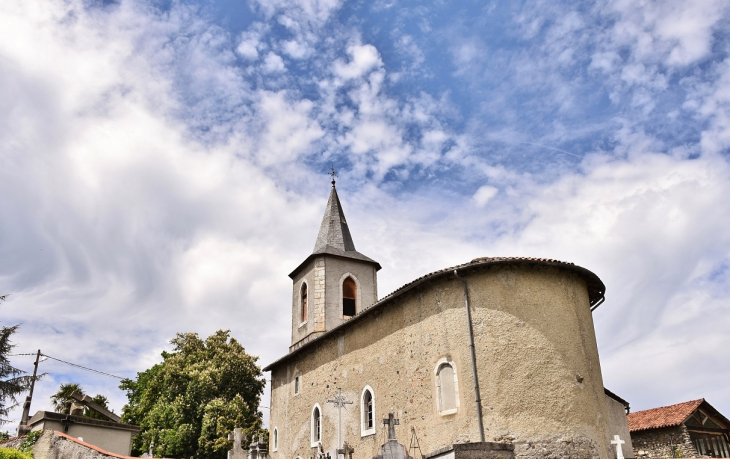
[{"x1": 628, "y1": 399, "x2": 704, "y2": 432}]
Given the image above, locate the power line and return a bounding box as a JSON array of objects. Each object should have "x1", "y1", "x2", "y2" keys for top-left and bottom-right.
[{"x1": 9, "y1": 353, "x2": 124, "y2": 380}]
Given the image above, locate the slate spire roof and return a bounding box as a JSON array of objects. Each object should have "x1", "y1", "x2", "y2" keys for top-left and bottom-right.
[
  {"x1": 313, "y1": 182, "x2": 356, "y2": 253},
  {"x1": 289, "y1": 181, "x2": 380, "y2": 278}
]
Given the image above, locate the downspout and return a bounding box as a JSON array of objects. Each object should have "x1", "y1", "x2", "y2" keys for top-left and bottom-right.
[{"x1": 454, "y1": 270, "x2": 485, "y2": 442}]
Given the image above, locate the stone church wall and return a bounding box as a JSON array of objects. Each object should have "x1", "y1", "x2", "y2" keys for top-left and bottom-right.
[{"x1": 270, "y1": 264, "x2": 612, "y2": 459}]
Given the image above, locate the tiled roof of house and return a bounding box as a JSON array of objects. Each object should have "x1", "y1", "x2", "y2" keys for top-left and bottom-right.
[{"x1": 628, "y1": 399, "x2": 704, "y2": 432}]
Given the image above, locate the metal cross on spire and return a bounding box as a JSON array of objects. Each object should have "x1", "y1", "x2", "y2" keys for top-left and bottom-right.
[
  {"x1": 326, "y1": 387, "x2": 353, "y2": 450},
  {"x1": 330, "y1": 165, "x2": 337, "y2": 187}
]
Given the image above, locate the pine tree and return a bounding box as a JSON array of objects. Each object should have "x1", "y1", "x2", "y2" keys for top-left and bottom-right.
[{"x1": 0, "y1": 295, "x2": 33, "y2": 425}]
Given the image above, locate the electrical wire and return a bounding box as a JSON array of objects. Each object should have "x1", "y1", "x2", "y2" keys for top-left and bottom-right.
[{"x1": 9, "y1": 352, "x2": 124, "y2": 379}]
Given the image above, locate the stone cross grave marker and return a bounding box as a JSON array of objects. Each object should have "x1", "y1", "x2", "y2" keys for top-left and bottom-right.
[
  {"x1": 327, "y1": 387, "x2": 353, "y2": 450},
  {"x1": 383, "y1": 413, "x2": 400, "y2": 441},
  {"x1": 611, "y1": 435, "x2": 625, "y2": 459},
  {"x1": 227, "y1": 428, "x2": 246, "y2": 459},
  {"x1": 337, "y1": 441, "x2": 355, "y2": 459}
]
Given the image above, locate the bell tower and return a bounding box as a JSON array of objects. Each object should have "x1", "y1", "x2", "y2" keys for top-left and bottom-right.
[{"x1": 288, "y1": 178, "x2": 380, "y2": 351}]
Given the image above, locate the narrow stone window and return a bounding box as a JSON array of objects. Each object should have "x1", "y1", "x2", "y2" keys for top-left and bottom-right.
[
  {"x1": 300, "y1": 282, "x2": 308, "y2": 324},
  {"x1": 435, "y1": 359, "x2": 459, "y2": 415},
  {"x1": 361, "y1": 385, "x2": 375, "y2": 437},
  {"x1": 311, "y1": 404, "x2": 322, "y2": 446},
  {"x1": 343, "y1": 277, "x2": 356, "y2": 317},
  {"x1": 272, "y1": 427, "x2": 278, "y2": 451},
  {"x1": 294, "y1": 375, "x2": 300, "y2": 395}
]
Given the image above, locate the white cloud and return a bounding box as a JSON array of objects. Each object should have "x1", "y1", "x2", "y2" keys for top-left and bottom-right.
[
  {"x1": 333, "y1": 44, "x2": 383, "y2": 81},
  {"x1": 473, "y1": 185, "x2": 499, "y2": 207},
  {"x1": 282, "y1": 39, "x2": 310, "y2": 59},
  {"x1": 262, "y1": 52, "x2": 286, "y2": 73}
]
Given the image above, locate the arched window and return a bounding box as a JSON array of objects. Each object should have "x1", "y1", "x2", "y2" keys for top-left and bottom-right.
[
  {"x1": 300, "y1": 282, "x2": 308, "y2": 324},
  {"x1": 342, "y1": 277, "x2": 356, "y2": 317},
  {"x1": 272, "y1": 427, "x2": 278, "y2": 451},
  {"x1": 435, "y1": 359, "x2": 459, "y2": 415},
  {"x1": 360, "y1": 386, "x2": 375, "y2": 437},
  {"x1": 311, "y1": 404, "x2": 322, "y2": 446}
]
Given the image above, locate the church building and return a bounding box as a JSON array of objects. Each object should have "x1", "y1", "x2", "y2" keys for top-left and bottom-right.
[{"x1": 264, "y1": 180, "x2": 623, "y2": 459}]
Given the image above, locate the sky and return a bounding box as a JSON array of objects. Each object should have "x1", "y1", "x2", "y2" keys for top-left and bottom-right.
[{"x1": 1, "y1": 0, "x2": 730, "y2": 435}]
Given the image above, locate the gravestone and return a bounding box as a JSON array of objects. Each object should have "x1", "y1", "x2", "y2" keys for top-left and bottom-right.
[
  {"x1": 228, "y1": 428, "x2": 246, "y2": 459},
  {"x1": 611, "y1": 435, "x2": 626, "y2": 459},
  {"x1": 372, "y1": 413, "x2": 412, "y2": 459}
]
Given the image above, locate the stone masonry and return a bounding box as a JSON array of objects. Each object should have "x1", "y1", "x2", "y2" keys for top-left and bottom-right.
[
  {"x1": 631, "y1": 426, "x2": 696, "y2": 458},
  {"x1": 314, "y1": 258, "x2": 326, "y2": 332}
]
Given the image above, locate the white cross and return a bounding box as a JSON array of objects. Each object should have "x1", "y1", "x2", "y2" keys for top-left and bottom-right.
[{"x1": 611, "y1": 435, "x2": 625, "y2": 459}]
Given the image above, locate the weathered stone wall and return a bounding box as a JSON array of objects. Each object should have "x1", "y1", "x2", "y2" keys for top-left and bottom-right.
[
  {"x1": 426, "y1": 441, "x2": 515, "y2": 459},
  {"x1": 513, "y1": 436, "x2": 601, "y2": 459},
  {"x1": 605, "y1": 395, "x2": 634, "y2": 457},
  {"x1": 271, "y1": 264, "x2": 612, "y2": 459},
  {"x1": 631, "y1": 426, "x2": 696, "y2": 458},
  {"x1": 0, "y1": 435, "x2": 27, "y2": 449}
]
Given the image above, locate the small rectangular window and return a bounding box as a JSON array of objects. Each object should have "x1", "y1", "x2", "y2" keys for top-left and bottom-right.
[
  {"x1": 343, "y1": 298, "x2": 356, "y2": 316},
  {"x1": 294, "y1": 376, "x2": 300, "y2": 394}
]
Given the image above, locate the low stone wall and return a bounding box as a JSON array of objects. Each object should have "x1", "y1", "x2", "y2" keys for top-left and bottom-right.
[
  {"x1": 0, "y1": 430, "x2": 135, "y2": 459},
  {"x1": 425, "y1": 441, "x2": 515, "y2": 459},
  {"x1": 513, "y1": 436, "x2": 601, "y2": 459},
  {"x1": 631, "y1": 426, "x2": 696, "y2": 458},
  {"x1": 0, "y1": 435, "x2": 28, "y2": 449}
]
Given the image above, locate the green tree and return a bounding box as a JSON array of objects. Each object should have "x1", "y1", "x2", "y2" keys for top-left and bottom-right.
[
  {"x1": 50, "y1": 383, "x2": 85, "y2": 414},
  {"x1": 0, "y1": 294, "x2": 33, "y2": 425},
  {"x1": 120, "y1": 330, "x2": 266, "y2": 459}
]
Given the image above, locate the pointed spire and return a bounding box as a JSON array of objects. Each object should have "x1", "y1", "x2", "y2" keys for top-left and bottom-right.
[
  {"x1": 289, "y1": 174, "x2": 380, "y2": 279},
  {"x1": 313, "y1": 183, "x2": 356, "y2": 253}
]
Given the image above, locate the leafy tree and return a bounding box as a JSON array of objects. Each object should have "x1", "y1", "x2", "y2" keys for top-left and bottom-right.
[
  {"x1": 50, "y1": 383, "x2": 84, "y2": 414},
  {"x1": 0, "y1": 294, "x2": 33, "y2": 425},
  {"x1": 120, "y1": 330, "x2": 266, "y2": 459}
]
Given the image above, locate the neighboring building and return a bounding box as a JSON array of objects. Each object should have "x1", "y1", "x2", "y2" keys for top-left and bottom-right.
[
  {"x1": 628, "y1": 399, "x2": 730, "y2": 458},
  {"x1": 265, "y1": 181, "x2": 623, "y2": 459},
  {"x1": 26, "y1": 411, "x2": 139, "y2": 457},
  {"x1": 25, "y1": 393, "x2": 139, "y2": 456}
]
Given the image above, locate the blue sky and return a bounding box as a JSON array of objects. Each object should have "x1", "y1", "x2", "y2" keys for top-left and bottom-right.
[{"x1": 2, "y1": 0, "x2": 730, "y2": 433}]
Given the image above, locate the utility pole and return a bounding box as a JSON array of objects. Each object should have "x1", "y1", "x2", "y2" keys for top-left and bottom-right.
[{"x1": 17, "y1": 349, "x2": 41, "y2": 436}]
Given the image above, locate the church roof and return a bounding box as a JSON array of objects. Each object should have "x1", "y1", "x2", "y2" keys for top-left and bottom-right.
[
  {"x1": 627, "y1": 399, "x2": 704, "y2": 432},
  {"x1": 289, "y1": 183, "x2": 380, "y2": 278},
  {"x1": 266, "y1": 256, "x2": 606, "y2": 371}
]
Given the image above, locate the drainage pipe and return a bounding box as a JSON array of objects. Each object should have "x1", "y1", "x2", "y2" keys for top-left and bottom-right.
[{"x1": 454, "y1": 270, "x2": 485, "y2": 442}]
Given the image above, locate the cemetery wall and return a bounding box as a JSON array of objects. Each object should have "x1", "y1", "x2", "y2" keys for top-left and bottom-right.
[
  {"x1": 630, "y1": 426, "x2": 696, "y2": 458},
  {"x1": 269, "y1": 264, "x2": 611, "y2": 459}
]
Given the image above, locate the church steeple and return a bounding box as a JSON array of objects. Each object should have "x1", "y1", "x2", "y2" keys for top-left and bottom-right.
[
  {"x1": 288, "y1": 178, "x2": 380, "y2": 350},
  {"x1": 313, "y1": 183, "x2": 356, "y2": 253}
]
